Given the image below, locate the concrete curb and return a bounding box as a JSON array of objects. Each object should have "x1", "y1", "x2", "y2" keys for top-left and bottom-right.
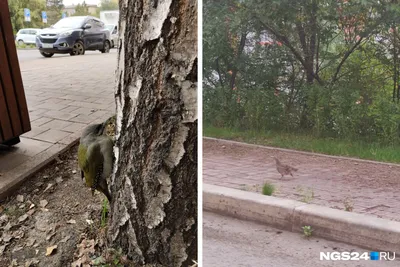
[
  {"x1": 204, "y1": 137, "x2": 400, "y2": 167},
  {"x1": 203, "y1": 183, "x2": 400, "y2": 253}
]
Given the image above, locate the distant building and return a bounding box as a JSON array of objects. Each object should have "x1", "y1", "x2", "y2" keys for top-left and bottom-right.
[{"x1": 63, "y1": 4, "x2": 98, "y2": 16}]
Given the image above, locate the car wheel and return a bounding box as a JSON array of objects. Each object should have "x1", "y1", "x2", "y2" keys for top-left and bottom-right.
[
  {"x1": 17, "y1": 40, "x2": 24, "y2": 46},
  {"x1": 3, "y1": 137, "x2": 20, "y2": 146},
  {"x1": 40, "y1": 52, "x2": 54, "y2": 58},
  {"x1": 100, "y1": 40, "x2": 110, "y2": 53},
  {"x1": 70, "y1": 41, "x2": 85, "y2": 56},
  {"x1": 111, "y1": 40, "x2": 114, "y2": 48}
]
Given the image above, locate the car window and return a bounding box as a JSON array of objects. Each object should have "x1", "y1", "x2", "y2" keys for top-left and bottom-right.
[
  {"x1": 86, "y1": 19, "x2": 95, "y2": 28},
  {"x1": 53, "y1": 17, "x2": 86, "y2": 29},
  {"x1": 29, "y1": 30, "x2": 37, "y2": 35},
  {"x1": 19, "y1": 30, "x2": 27, "y2": 34},
  {"x1": 93, "y1": 20, "x2": 104, "y2": 29}
]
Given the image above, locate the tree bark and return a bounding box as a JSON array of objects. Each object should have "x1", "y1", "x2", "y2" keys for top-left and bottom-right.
[{"x1": 109, "y1": 0, "x2": 197, "y2": 266}]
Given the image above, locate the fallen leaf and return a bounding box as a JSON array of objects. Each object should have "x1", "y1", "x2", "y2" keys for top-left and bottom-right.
[
  {"x1": 43, "y1": 183, "x2": 53, "y2": 193},
  {"x1": 72, "y1": 170, "x2": 77, "y2": 174},
  {"x1": 18, "y1": 214, "x2": 29, "y2": 223},
  {"x1": 0, "y1": 205, "x2": 3, "y2": 213},
  {"x1": 39, "y1": 200, "x2": 48, "y2": 208},
  {"x1": 67, "y1": 219, "x2": 76, "y2": 224},
  {"x1": 46, "y1": 232, "x2": 56, "y2": 241},
  {"x1": 29, "y1": 204, "x2": 35, "y2": 209},
  {"x1": 16, "y1": 195, "x2": 24, "y2": 203},
  {"x1": 2, "y1": 233, "x2": 12, "y2": 242},
  {"x1": 24, "y1": 258, "x2": 39, "y2": 267},
  {"x1": 26, "y1": 238, "x2": 36, "y2": 247},
  {"x1": 0, "y1": 214, "x2": 9, "y2": 223},
  {"x1": 60, "y1": 235, "x2": 71, "y2": 243},
  {"x1": 35, "y1": 249, "x2": 39, "y2": 254},
  {"x1": 45, "y1": 245, "x2": 57, "y2": 256},
  {"x1": 55, "y1": 177, "x2": 63, "y2": 184},
  {"x1": 0, "y1": 244, "x2": 7, "y2": 255},
  {"x1": 86, "y1": 219, "x2": 94, "y2": 225},
  {"x1": 13, "y1": 230, "x2": 24, "y2": 239},
  {"x1": 12, "y1": 246, "x2": 23, "y2": 252},
  {"x1": 55, "y1": 156, "x2": 62, "y2": 163},
  {"x1": 4, "y1": 222, "x2": 12, "y2": 231},
  {"x1": 19, "y1": 204, "x2": 26, "y2": 209},
  {"x1": 27, "y1": 209, "x2": 35, "y2": 216}
]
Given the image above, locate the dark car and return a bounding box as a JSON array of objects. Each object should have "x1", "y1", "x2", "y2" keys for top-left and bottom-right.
[{"x1": 36, "y1": 16, "x2": 111, "y2": 58}]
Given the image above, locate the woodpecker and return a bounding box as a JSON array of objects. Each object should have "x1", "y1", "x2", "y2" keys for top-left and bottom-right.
[{"x1": 78, "y1": 122, "x2": 113, "y2": 202}]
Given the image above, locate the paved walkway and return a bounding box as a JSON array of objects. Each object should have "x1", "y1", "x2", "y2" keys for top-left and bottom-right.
[
  {"x1": 0, "y1": 51, "x2": 117, "y2": 198},
  {"x1": 203, "y1": 138, "x2": 400, "y2": 221}
]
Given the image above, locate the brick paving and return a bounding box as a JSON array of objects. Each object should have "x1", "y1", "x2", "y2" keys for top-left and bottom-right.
[
  {"x1": 203, "y1": 138, "x2": 400, "y2": 221},
  {"x1": 0, "y1": 51, "x2": 117, "y2": 197}
]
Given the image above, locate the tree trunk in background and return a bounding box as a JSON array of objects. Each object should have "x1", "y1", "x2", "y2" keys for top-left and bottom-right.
[{"x1": 109, "y1": 0, "x2": 197, "y2": 266}]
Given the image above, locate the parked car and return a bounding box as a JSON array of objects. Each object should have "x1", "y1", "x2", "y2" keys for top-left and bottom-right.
[
  {"x1": 36, "y1": 16, "x2": 111, "y2": 58},
  {"x1": 105, "y1": 24, "x2": 118, "y2": 48},
  {"x1": 15, "y1": 28, "x2": 41, "y2": 45}
]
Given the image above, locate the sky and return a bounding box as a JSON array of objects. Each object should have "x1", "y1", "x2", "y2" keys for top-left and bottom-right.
[{"x1": 63, "y1": 0, "x2": 100, "y2": 7}]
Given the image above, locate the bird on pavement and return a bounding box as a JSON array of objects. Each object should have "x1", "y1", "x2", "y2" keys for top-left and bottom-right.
[{"x1": 271, "y1": 156, "x2": 298, "y2": 179}]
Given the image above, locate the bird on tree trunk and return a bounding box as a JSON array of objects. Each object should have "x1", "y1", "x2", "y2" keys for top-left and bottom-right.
[
  {"x1": 272, "y1": 156, "x2": 298, "y2": 178},
  {"x1": 78, "y1": 118, "x2": 115, "y2": 202}
]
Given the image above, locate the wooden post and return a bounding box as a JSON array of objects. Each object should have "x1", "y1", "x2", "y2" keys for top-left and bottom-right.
[{"x1": 0, "y1": 0, "x2": 31, "y2": 145}]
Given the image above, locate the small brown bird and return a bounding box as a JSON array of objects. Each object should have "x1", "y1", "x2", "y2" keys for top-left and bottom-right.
[{"x1": 272, "y1": 156, "x2": 298, "y2": 178}]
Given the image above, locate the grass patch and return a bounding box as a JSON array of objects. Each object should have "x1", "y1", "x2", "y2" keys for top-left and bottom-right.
[
  {"x1": 204, "y1": 125, "x2": 400, "y2": 163},
  {"x1": 101, "y1": 198, "x2": 109, "y2": 228},
  {"x1": 262, "y1": 183, "x2": 275, "y2": 196},
  {"x1": 15, "y1": 42, "x2": 36, "y2": 49}
]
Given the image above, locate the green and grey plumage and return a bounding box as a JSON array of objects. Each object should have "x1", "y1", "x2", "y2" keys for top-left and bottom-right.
[{"x1": 78, "y1": 122, "x2": 113, "y2": 202}]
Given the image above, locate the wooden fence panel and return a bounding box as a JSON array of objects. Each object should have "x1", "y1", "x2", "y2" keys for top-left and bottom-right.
[{"x1": 0, "y1": 0, "x2": 31, "y2": 144}]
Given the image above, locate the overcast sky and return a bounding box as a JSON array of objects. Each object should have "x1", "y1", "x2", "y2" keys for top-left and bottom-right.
[{"x1": 63, "y1": 0, "x2": 100, "y2": 6}]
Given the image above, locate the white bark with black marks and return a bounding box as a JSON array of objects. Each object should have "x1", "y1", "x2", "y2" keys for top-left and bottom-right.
[{"x1": 109, "y1": 0, "x2": 197, "y2": 266}]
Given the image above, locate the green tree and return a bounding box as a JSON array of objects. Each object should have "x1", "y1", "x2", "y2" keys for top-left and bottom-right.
[
  {"x1": 8, "y1": 0, "x2": 47, "y2": 33},
  {"x1": 94, "y1": 0, "x2": 119, "y2": 18},
  {"x1": 46, "y1": 0, "x2": 63, "y2": 25},
  {"x1": 73, "y1": 1, "x2": 89, "y2": 16},
  {"x1": 204, "y1": 0, "x2": 400, "y2": 143}
]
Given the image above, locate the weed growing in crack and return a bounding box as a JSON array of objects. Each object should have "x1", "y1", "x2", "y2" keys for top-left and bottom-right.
[
  {"x1": 262, "y1": 183, "x2": 275, "y2": 196},
  {"x1": 302, "y1": 225, "x2": 313, "y2": 238}
]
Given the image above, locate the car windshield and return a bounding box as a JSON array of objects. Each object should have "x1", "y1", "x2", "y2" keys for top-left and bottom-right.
[
  {"x1": 106, "y1": 25, "x2": 114, "y2": 31},
  {"x1": 52, "y1": 17, "x2": 85, "y2": 29}
]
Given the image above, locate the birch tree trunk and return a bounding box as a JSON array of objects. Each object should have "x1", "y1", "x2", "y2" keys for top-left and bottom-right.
[{"x1": 109, "y1": 0, "x2": 197, "y2": 266}]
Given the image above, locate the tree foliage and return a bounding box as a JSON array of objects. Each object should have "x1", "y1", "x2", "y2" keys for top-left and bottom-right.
[
  {"x1": 46, "y1": 0, "x2": 63, "y2": 25},
  {"x1": 8, "y1": 0, "x2": 47, "y2": 33},
  {"x1": 204, "y1": 0, "x2": 400, "y2": 144},
  {"x1": 73, "y1": 1, "x2": 89, "y2": 16},
  {"x1": 94, "y1": 0, "x2": 119, "y2": 17}
]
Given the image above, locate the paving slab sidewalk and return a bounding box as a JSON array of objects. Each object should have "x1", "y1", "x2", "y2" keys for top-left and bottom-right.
[
  {"x1": 203, "y1": 138, "x2": 400, "y2": 221},
  {"x1": 0, "y1": 51, "x2": 117, "y2": 199}
]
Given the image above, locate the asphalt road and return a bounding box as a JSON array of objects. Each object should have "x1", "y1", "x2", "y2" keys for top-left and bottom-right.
[
  {"x1": 203, "y1": 211, "x2": 398, "y2": 267},
  {"x1": 16, "y1": 48, "x2": 117, "y2": 63}
]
